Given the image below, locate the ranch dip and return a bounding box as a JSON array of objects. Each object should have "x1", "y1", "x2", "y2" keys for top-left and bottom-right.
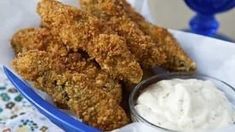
[{"x1": 135, "y1": 79, "x2": 235, "y2": 131}]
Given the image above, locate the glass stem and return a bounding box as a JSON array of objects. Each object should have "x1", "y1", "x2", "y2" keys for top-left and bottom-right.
[{"x1": 190, "y1": 14, "x2": 219, "y2": 36}]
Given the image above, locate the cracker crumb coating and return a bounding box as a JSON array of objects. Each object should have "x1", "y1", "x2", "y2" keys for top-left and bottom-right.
[
  {"x1": 120, "y1": 0, "x2": 196, "y2": 71},
  {"x1": 11, "y1": 28, "x2": 123, "y2": 104},
  {"x1": 80, "y1": 0, "x2": 166, "y2": 68},
  {"x1": 12, "y1": 50, "x2": 128, "y2": 130},
  {"x1": 37, "y1": 0, "x2": 143, "y2": 83},
  {"x1": 11, "y1": 28, "x2": 68, "y2": 56}
]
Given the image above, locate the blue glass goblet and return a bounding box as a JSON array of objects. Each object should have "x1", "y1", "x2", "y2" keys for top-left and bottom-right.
[{"x1": 184, "y1": 0, "x2": 235, "y2": 41}]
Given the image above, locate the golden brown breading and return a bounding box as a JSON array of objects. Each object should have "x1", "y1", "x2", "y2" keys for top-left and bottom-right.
[
  {"x1": 90, "y1": 34, "x2": 143, "y2": 83},
  {"x1": 80, "y1": 0, "x2": 166, "y2": 69},
  {"x1": 9, "y1": 0, "x2": 198, "y2": 130},
  {"x1": 120, "y1": 0, "x2": 196, "y2": 71},
  {"x1": 37, "y1": 0, "x2": 143, "y2": 84},
  {"x1": 12, "y1": 50, "x2": 129, "y2": 131},
  {"x1": 145, "y1": 27, "x2": 196, "y2": 71},
  {"x1": 11, "y1": 27, "x2": 142, "y2": 99},
  {"x1": 11, "y1": 28, "x2": 49, "y2": 54},
  {"x1": 123, "y1": 68, "x2": 156, "y2": 92},
  {"x1": 66, "y1": 73, "x2": 129, "y2": 130},
  {"x1": 10, "y1": 28, "x2": 124, "y2": 103},
  {"x1": 11, "y1": 28, "x2": 68, "y2": 56},
  {"x1": 12, "y1": 51, "x2": 69, "y2": 106},
  {"x1": 12, "y1": 50, "x2": 122, "y2": 104},
  {"x1": 11, "y1": 28, "x2": 123, "y2": 102}
]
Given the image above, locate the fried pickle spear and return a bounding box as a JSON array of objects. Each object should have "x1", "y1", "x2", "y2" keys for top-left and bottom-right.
[
  {"x1": 12, "y1": 50, "x2": 129, "y2": 130},
  {"x1": 37, "y1": 0, "x2": 142, "y2": 84},
  {"x1": 11, "y1": 28, "x2": 68, "y2": 56},
  {"x1": 80, "y1": 0, "x2": 166, "y2": 69},
  {"x1": 11, "y1": 28, "x2": 122, "y2": 103},
  {"x1": 12, "y1": 51, "x2": 70, "y2": 107},
  {"x1": 119, "y1": 0, "x2": 196, "y2": 71},
  {"x1": 11, "y1": 28, "x2": 49, "y2": 54},
  {"x1": 66, "y1": 73, "x2": 129, "y2": 130}
]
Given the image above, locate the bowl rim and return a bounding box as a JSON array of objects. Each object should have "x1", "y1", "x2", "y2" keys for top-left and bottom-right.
[{"x1": 129, "y1": 72, "x2": 235, "y2": 132}]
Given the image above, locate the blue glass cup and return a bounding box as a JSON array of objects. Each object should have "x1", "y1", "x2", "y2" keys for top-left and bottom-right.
[{"x1": 184, "y1": 0, "x2": 235, "y2": 41}]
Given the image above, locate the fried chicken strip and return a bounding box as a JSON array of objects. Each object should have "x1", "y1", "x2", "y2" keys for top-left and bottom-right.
[
  {"x1": 119, "y1": 0, "x2": 196, "y2": 71},
  {"x1": 37, "y1": 0, "x2": 142, "y2": 83},
  {"x1": 11, "y1": 28, "x2": 122, "y2": 103},
  {"x1": 80, "y1": 0, "x2": 166, "y2": 69},
  {"x1": 12, "y1": 50, "x2": 129, "y2": 130}
]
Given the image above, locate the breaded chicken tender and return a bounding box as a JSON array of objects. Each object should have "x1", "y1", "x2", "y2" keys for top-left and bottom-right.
[
  {"x1": 37, "y1": 0, "x2": 143, "y2": 83},
  {"x1": 12, "y1": 50, "x2": 129, "y2": 130},
  {"x1": 80, "y1": 0, "x2": 166, "y2": 69},
  {"x1": 119, "y1": 0, "x2": 196, "y2": 71}
]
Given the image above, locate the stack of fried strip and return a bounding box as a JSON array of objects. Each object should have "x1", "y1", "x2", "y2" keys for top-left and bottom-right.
[
  {"x1": 11, "y1": 0, "x2": 196, "y2": 130},
  {"x1": 37, "y1": 0, "x2": 143, "y2": 83},
  {"x1": 80, "y1": 0, "x2": 196, "y2": 71},
  {"x1": 12, "y1": 28, "x2": 128, "y2": 130}
]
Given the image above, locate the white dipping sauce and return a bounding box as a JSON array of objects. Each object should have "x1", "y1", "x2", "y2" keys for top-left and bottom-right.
[{"x1": 135, "y1": 79, "x2": 235, "y2": 131}]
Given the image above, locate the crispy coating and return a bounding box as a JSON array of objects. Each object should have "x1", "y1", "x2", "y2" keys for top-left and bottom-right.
[
  {"x1": 12, "y1": 51, "x2": 70, "y2": 106},
  {"x1": 11, "y1": 28, "x2": 123, "y2": 103},
  {"x1": 9, "y1": 0, "x2": 198, "y2": 130},
  {"x1": 11, "y1": 28, "x2": 68, "y2": 56},
  {"x1": 37, "y1": 0, "x2": 143, "y2": 83},
  {"x1": 66, "y1": 73, "x2": 129, "y2": 130},
  {"x1": 90, "y1": 34, "x2": 143, "y2": 83},
  {"x1": 146, "y1": 27, "x2": 196, "y2": 71},
  {"x1": 120, "y1": 0, "x2": 196, "y2": 71},
  {"x1": 80, "y1": 0, "x2": 167, "y2": 69},
  {"x1": 11, "y1": 28, "x2": 48, "y2": 54},
  {"x1": 12, "y1": 50, "x2": 128, "y2": 130},
  {"x1": 123, "y1": 68, "x2": 156, "y2": 92},
  {"x1": 12, "y1": 50, "x2": 122, "y2": 104}
]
